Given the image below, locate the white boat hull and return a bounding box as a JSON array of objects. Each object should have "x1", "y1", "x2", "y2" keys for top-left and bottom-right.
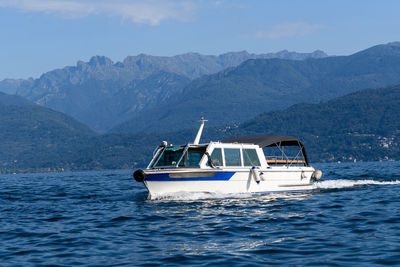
[{"x1": 143, "y1": 167, "x2": 315, "y2": 199}]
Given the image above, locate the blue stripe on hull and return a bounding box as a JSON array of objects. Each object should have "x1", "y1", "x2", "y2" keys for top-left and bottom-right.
[{"x1": 146, "y1": 172, "x2": 235, "y2": 181}]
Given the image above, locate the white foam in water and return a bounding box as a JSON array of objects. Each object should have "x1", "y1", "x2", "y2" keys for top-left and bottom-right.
[
  {"x1": 149, "y1": 180, "x2": 400, "y2": 200},
  {"x1": 150, "y1": 191, "x2": 253, "y2": 201},
  {"x1": 313, "y1": 179, "x2": 400, "y2": 189}
]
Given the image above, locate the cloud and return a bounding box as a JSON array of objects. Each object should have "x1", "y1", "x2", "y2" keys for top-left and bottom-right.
[
  {"x1": 0, "y1": 0, "x2": 195, "y2": 25},
  {"x1": 252, "y1": 22, "x2": 324, "y2": 39}
]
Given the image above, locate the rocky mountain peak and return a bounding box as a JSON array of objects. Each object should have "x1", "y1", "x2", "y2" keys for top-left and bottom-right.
[
  {"x1": 88, "y1": 56, "x2": 114, "y2": 67},
  {"x1": 310, "y1": 50, "x2": 328, "y2": 58}
]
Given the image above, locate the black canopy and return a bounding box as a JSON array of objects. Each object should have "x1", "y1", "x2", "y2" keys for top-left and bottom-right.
[{"x1": 223, "y1": 135, "x2": 309, "y2": 165}]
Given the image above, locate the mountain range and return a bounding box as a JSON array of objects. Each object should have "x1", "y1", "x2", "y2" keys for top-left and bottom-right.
[
  {"x1": 112, "y1": 42, "x2": 400, "y2": 134},
  {"x1": 1, "y1": 42, "x2": 400, "y2": 173},
  {"x1": 0, "y1": 50, "x2": 327, "y2": 132},
  {"x1": 4, "y1": 43, "x2": 400, "y2": 136}
]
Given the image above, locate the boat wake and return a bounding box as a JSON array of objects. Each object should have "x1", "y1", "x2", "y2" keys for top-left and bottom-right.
[
  {"x1": 148, "y1": 180, "x2": 400, "y2": 200},
  {"x1": 313, "y1": 179, "x2": 400, "y2": 189},
  {"x1": 150, "y1": 191, "x2": 253, "y2": 201}
]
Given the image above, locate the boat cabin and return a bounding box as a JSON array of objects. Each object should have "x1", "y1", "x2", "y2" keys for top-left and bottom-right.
[{"x1": 147, "y1": 135, "x2": 309, "y2": 170}]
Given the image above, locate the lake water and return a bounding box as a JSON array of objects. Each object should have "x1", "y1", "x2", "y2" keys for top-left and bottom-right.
[{"x1": 1, "y1": 161, "x2": 400, "y2": 266}]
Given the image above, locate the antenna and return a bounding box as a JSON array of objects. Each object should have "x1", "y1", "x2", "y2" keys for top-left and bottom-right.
[{"x1": 193, "y1": 117, "x2": 208, "y2": 145}]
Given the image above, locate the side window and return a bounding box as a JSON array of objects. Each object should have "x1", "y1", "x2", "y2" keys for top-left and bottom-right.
[
  {"x1": 207, "y1": 148, "x2": 223, "y2": 167},
  {"x1": 186, "y1": 151, "x2": 203, "y2": 167},
  {"x1": 224, "y1": 148, "x2": 242, "y2": 166},
  {"x1": 184, "y1": 148, "x2": 206, "y2": 167},
  {"x1": 243, "y1": 149, "x2": 261, "y2": 166}
]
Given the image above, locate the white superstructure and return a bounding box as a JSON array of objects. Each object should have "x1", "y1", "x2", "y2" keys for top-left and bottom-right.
[{"x1": 133, "y1": 119, "x2": 322, "y2": 199}]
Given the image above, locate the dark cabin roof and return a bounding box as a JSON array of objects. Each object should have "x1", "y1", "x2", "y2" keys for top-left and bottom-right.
[{"x1": 223, "y1": 135, "x2": 304, "y2": 147}]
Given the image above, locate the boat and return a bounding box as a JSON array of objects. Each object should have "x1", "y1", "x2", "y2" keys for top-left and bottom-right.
[{"x1": 133, "y1": 118, "x2": 322, "y2": 199}]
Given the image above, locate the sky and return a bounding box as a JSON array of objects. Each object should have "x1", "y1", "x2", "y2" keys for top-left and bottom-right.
[{"x1": 1, "y1": 0, "x2": 400, "y2": 80}]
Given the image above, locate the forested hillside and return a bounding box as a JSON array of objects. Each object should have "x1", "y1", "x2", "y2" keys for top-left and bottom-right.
[
  {"x1": 0, "y1": 92, "x2": 95, "y2": 173},
  {"x1": 2, "y1": 83, "x2": 399, "y2": 173},
  {"x1": 222, "y1": 85, "x2": 400, "y2": 162},
  {"x1": 79, "y1": 84, "x2": 400, "y2": 169}
]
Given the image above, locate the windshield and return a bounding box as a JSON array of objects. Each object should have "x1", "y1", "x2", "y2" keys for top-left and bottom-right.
[
  {"x1": 153, "y1": 146, "x2": 184, "y2": 167},
  {"x1": 152, "y1": 145, "x2": 206, "y2": 168}
]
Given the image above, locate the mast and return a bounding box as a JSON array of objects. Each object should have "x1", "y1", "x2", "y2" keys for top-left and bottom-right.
[{"x1": 193, "y1": 117, "x2": 207, "y2": 145}]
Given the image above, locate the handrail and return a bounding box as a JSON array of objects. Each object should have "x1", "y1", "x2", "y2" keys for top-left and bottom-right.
[{"x1": 266, "y1": 159, "x2": 305, "y2": 164}]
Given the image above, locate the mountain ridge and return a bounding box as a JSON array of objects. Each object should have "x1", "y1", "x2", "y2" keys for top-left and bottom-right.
[
  {"x1": 0, "y1": 50, "x2": 328, "y2": 131},
  {"x1": 112, "y1": 42, "x2": 400, "y2": 134}
]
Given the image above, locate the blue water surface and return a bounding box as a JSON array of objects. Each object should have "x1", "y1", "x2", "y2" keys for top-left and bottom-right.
[{"x1": 1, "y1": 161, "x2": 400, "y2": 266}]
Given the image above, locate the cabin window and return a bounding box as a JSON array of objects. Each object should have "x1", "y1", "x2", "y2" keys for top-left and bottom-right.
[
  {"x1": 153, "y1": 146, "x2": 184, "y2": 167},
  {"x1": 206, "y1": 148, "x2": 223, "y2": 167},
  {"x1": 180, "y1": 147, "x2": 206, "y2": 167},
  {"x1": 224, "y1": 148, "x2": 242, "y2": 166},
  {"x1": 243, "y1": 149, "x2": 261, "y2": 166}
]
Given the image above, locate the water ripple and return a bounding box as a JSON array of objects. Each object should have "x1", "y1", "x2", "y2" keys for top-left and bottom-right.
[{"x1": 1, "y1": 162, "x2": 400, "y2": 266}]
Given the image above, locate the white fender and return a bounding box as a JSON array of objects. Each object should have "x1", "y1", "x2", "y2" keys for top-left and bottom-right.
[
  {"x1": 312, "y1": 169, "x2": 322, "y2": 180},
  {"x1": 251, "y1": 167, "x2": 261, "y2": 184}
]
